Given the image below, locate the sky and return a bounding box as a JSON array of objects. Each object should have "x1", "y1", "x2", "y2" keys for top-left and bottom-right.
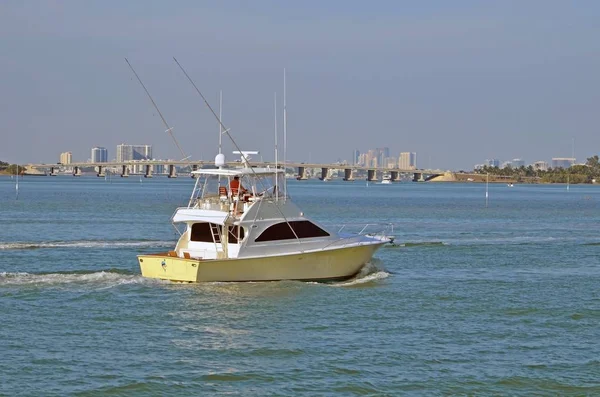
[{"x1": 1, "y1": 0, "x2": 599, "y2": 170}]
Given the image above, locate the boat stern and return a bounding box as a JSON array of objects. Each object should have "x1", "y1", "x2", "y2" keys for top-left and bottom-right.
[{"x1": 138, "y1": 253, "x2": 201, "y2": 282}]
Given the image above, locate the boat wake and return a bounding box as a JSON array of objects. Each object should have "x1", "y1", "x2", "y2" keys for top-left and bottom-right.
[
  {"x1": 0, "y1": 270, "x2": 161, "y2": 287},
  {"x1": 332, "y1": 260, "x2": 390, "y2": 287},
  {"x1": 0, "y1": 239, "x2": 174, "y2": 251}
]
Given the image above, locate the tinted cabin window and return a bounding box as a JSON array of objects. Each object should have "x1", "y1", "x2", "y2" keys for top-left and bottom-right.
[
  {"x1": 191, "y1": 223, "x2": 220, "y2": 242},
  {"x1": 255, "y1": 220, "x2": 329, "y2": 242},
  {"x1": 228, "y1": 226, "x2": 245, "y2": 244}
]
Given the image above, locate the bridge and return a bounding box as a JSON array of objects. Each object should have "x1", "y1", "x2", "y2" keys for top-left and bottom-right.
[{"x1": 27, "y1": 160, "x2": 444, "y2": 182}]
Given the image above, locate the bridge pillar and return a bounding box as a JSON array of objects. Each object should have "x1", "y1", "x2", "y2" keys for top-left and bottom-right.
[
  {"x1": 121, "y1": 165, "x2": 129, "y2": 178},
  {"x1": 50, "y1": 166, "x2": 57, "y2": 176},
  {"x1": 367, "y1": 169, "x2": 377, "y2": 181},
  {"x1": 413, "y1": 172, "x2": 424, "y2": 182},
  {"x1": 73, "y1": 166, "x2": 81, "y2": 177},
  {"x1": 391, "y1": 171, "x2": 399, "y2": 182},
  {"x1": 144, "y1": 164, "x2": 153, "y2": 178},
  {"x1": 96, "y1": 165, "x2": 105, "y2": 177},
  {"x1": 168, "y1": 164, "x2": 177, "y2": 178},
  {"x1": 319, "y1": 167, "x2": 329, "y2": 181},
  {"x1": 296, "y1": 166, "x2": 308, "y2": 180},
  {"x1": 343, "y1": 168, "x2": 354, "y2": 181}
]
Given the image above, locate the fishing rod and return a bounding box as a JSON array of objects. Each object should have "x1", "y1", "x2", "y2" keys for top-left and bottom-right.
[
  {"x1": 172, "y1": 57, "x2": 253, "y2": 167},
  {"x1": 125, "y1": 58, "x2": 191, "y2": 170}
]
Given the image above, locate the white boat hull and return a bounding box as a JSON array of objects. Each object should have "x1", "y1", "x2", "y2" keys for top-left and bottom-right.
[{"x1": 138, "y1": 243, "x2": 384, "y2": 282}]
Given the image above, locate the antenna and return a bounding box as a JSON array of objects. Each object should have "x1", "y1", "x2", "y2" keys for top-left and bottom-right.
[
  {"x1": 232, "y1": 151, "x2": 259, "y2": 167},
  {"x1": 283, "y1": 68, "x2": 287, "y2": 200},
  {"x1": 219, "y1": 90, "x2": 223, "y2": 154},
  {"x1": 274, "y1": 92, "x2": 278, "y2": 202},
  {"x1": 125, "y1": 58, "x2": 191, "y2": 168}
]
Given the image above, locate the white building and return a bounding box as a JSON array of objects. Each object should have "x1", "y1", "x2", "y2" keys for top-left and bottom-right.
[
  {"x1": 116, "y1": 144, "x2": 153, "y2": 162},
  {"x1": 117, "y1": 144, "x2": 153, "y2": 172},
  {"x1": 551, "y1": 157, "x2": 575, "y2": 169},
  {"x1": 533, "y1": 161, "x2": 549, "y2": 171}
]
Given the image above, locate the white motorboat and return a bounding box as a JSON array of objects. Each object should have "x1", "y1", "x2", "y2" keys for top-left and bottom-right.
[
  {"x1": 138, "y1": 158, "x2": 390, "y2": 282},
  {"x1": 380, "y1": 174, "x2": 392, "y2": 184}
]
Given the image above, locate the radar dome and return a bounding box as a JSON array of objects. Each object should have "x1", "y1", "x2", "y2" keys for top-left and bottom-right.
[{"x1": 215, "y1": 153, "x2": 225, "y2": 167}]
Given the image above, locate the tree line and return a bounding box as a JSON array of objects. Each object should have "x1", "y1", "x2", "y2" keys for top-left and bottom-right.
[
  {"x1": 474, "y1": 155, "x2": 600, "y2": 183},
  {"x1": 0, "y1": 161, "x2": 24, "y2": 175}
]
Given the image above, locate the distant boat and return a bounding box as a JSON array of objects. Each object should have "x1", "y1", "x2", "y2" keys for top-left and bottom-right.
[
  {"x1": 507, "y1": 183, "x2": 514, "y2": 187},
  {"x1": 380, "y1": 174, "x2": 392, "y2": 184}
]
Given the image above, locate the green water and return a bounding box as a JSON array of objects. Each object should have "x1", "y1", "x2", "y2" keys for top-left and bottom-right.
[{"x1": 1, "y1": 176, "x2": 599, "y2": 395}]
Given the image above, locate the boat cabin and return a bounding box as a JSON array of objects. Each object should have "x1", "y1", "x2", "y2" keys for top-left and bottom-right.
[{"x1": 169, "y1": 167, "x2": 336, "y2": 260}]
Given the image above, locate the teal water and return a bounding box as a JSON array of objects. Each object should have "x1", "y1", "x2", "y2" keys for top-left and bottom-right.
[{"x1": 1, "y1": 176, "x2": 599, "y2": 396}]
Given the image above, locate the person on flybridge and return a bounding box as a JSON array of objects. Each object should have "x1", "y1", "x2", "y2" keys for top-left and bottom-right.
[{"x1": 229, "y1": 175, "x2": 248, "y2": 197}]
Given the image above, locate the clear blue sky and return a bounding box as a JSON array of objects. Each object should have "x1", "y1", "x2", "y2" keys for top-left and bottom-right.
[{"x1": 1, "y1": 0, "x2": 599, "y2": 169}]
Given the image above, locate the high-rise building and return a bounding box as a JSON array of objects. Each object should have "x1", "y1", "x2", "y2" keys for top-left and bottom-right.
[
  {"x1": 398, "y1": 152, "x2": 417, "y2": 169},
  {"x1": 485, "y1": 159, "x2": 500, "y2": 167},
  {"x1": 366, "y1": 149, "x2": 377, "y2": 168},
  {"x1": 352, "y1": 150, "x2": 360, "y2": 165},
  {"x1": 60, "y1": 151, "x2": 72, "y2": 164},
  {"x1": 551, "y1": 158, "x2": 575, "y2": 169},
  {"x1": 376, "y1": 147, "x2": 390, "y2": 168},
  {"x1": 117, "y1": 144, "x2": 153, "y2": 173},
  {"x1": 384, "y1": 157, "x2": 397, "y2": 168},
  {"x1": 358, "y1": 152, "x2": 368, "y2": 166},
  {"x1": 533, "y1": 161, "x2": 549, "y2": 171},
  {"x1": 91, "y1": 147, "x2": 108, "y2": 163},
  {"x1": 116, "y1": 144, "x2": 153, "y2": 162}
]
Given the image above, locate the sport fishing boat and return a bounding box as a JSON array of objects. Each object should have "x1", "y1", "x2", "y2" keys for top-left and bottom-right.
[
  {"x1": 129, "y1": 58, "x2": 390, "y2": 282},
  {"x1": 138, "y1": 155, "x2": 390, "y2": 282}
]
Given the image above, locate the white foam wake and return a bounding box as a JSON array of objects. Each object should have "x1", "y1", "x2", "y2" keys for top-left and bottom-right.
[
  {"x1": 332, "y1": 260, "x2": 390, "y2": 287},
  {"x1": 0, "y1": 271, "x2": 156, "y2": 287},
  {"x1": 334, "y1": 270, "x2": 390, "y2": 287},
  {"x1": 0, "y1": 240, "x2": 174, "y2": 250}
]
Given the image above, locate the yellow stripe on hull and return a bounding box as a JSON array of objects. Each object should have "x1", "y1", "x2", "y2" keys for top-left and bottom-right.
[{"x1": 138, "y1": 244, "x2": 383, "y2": 282}]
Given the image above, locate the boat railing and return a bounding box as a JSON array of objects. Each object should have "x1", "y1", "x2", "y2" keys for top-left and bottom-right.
[
  {"x1": 185, "y1": 194, "x2": 266, "y2": 218},
  {"x1": 321, "y1": 223, "x2": 395, "y2": 249},
  {"x1": 335, "y1": 222, "x2": 394, "y2": 237},
  {"x1": 191, "y1": 195, "x2": 230, "y2": 211}
]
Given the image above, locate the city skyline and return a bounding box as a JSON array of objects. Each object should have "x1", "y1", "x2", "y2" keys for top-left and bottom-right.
[
  {"x1": 50, "y1": 142, "x2": 592, "y2": 172},
  {"x1": 1, "y1": 2, "x2": 600, "y2": 169}
]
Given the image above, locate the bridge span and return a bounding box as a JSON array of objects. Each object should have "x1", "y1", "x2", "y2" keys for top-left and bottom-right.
[{"x1": 27, "y1": 161, "x2": 444, "y2": 182}]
